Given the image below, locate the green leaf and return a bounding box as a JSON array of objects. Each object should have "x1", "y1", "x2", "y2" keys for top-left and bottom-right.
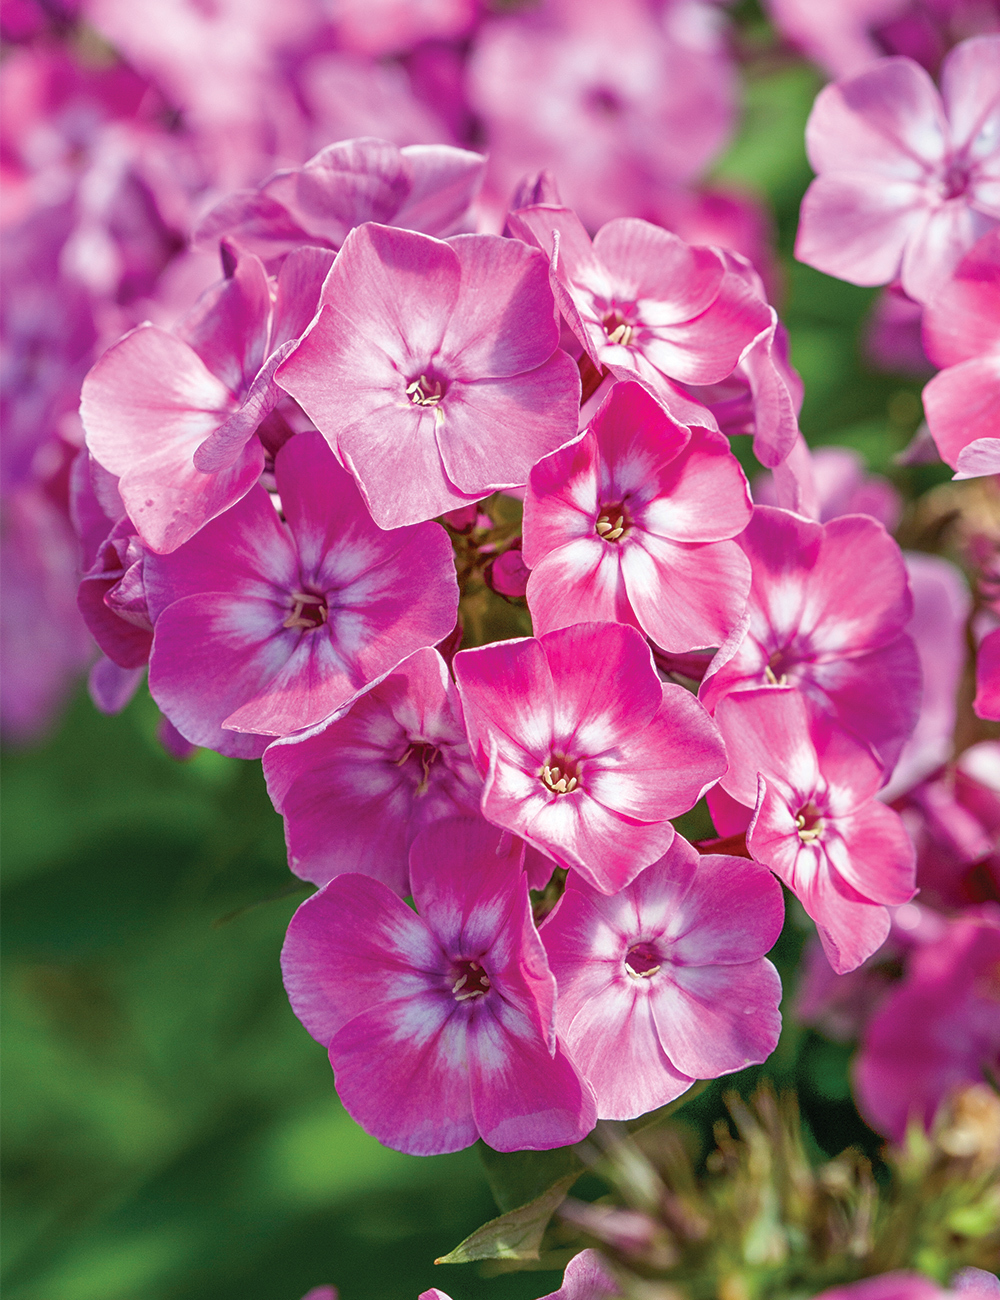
[
  {"x1": 435, "y1": 1171, "x2": 581, "y2": 1264},
  {"x1": 478, "y1": 1141, "x2": 585, "y2": 1213}
]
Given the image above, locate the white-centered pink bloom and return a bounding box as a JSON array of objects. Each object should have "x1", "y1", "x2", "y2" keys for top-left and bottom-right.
[
  {"x1": 143, "y1": 432, "x2": 458, "y2": 758},
  {"x1": 508, "y1": 205, "x2": 770, "y2": 417},
  {"x1": 262, "y1": 647, "x2": 482, "y2": 894},
  {"x1": 276, "y1": 222, "x2": 581, "y2": 530},
  {"x1": 522, "y1": 380, "x2": 752, "y2": 653},
  {"x1": 453, "y1": 622, "x2": 727, "y2": 894},
  {"x1": 281, "y1": 816, "x2": 597, "y2": 1156},
  {"x1": 80, "y1": 244, "x2": 334, "y2": 553},
  {"x1": 699, "y1": 505, "x2": 921, "y2": 774},
  {"x1": 796, "y1": 36, "x2": 1000, "y2": 303},
  {"x1": 195, "y1": 137, "x2": 486, "y2": 271},
  {"x1": 717, "y1": 687, "x2": 916, "y2": 973},
  {"x1": 542, "y1": 834, "x2": 783, "y2": 1120},
  {"x1": 921, "y1": 228, "x2": 1000, "y2": 477}
]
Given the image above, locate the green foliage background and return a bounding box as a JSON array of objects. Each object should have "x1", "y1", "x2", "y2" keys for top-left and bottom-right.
[{"x1": 1, "y1": 15, "x2": 956, "y2": 1300}]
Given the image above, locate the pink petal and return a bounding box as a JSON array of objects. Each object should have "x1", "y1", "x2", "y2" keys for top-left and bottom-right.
[
  {"x1": 796, "y1": 174, "x2": 929, "y2": 288},
  {"x1": 923, "y1": 356, "x2": 1000, "y2": 469},
  {"x1": 651, "y1": 959, "x2": 782, "y2": 1079},
  {"x1": 666, "y1": 853, "x2": 785, "y2": 966},
  {"x1": 281, "y1": 872, "x2": 444, "y2": 1045},
  {"x1": 975, "y1": 626, "x2": 1000, "y2": 721},
  {"x1": 621, "y1": 535, "x2": 751, "y2": 653},
  {"x1": 442, "y1": 234, "x2": 560, "y2": 379},
  {"x1": 824, "y1": 801, "x2": 916, "y2": 906},
  {"x1": 900, "y1": 201, "x2": 996, "y2": 303},
  {"x1": 716, "y1": 688, "x2": 821, "y2": 810},
  {"x1": 940, "y1": 35, "x2": 1000, "y2": 158},
  {"x1": 527, "y1": 542, "x2": 638, "y2": 639}
]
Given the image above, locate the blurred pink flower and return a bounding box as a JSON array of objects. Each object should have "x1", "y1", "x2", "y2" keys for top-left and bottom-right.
[{"x1": 796, "y1": 36, "x2": 1000, "y2": 303}]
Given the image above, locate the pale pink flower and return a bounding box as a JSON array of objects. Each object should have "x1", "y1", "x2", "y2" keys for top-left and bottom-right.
[
  {"x1": 276, "y1": 222, "x2": 581, "y2": 529},
  {"x1": 921, "y1": 228, "x2": 1000, "y2": 477},
  {"x1": 522, "y1": 380, "x2": 752, "y2": 653},
  {"x1": 281, "y1": 816, "x2": 597, "y2": 1155},
  {"x1": 453, "y1": 622, "x2": 727, "y2": 894},
  {"x1": 262, "y1": 647, "x2": 482, "y2": 894},
  {"x1": 796, "y1": 36, "x2": 1000, "y2": 303},
  {"x1": 716, "y1": 687, "x2": 916, "y2": 972},
  {"x1": 144, "y1": 432, "x2": 458, "y2": 758},
  {"x1": 542, "y1": 834, "x2": 783, "y2": 1119}
]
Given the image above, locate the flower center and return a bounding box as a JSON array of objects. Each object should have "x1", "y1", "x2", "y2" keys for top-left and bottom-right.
[
  {"x1": 625, "y1": 942, "x2": 661, "y2": 979},
  {"x1": 940, "y1": 158, "x2": 971, "y2": 201},
  {"x1": 764, "y1": 649, "x2": 791, "y2": 687},
  {"x1": 283, "y1": 588, "x2": 328, "y2": 631},
  {"x1": 394, "y1": 741, "x2": 440, "y2": 796},
  {"x1": 795, "y1": 802, "x2": 825, "y2": 844},
  {"x1": 596, "y1": 501, "x2": 630, "y2": 542},
  {"x1": 451, "y1": 958, "x2": 491, "y2": 1002},
  {"x1": 406, "y1": 373, "x2": 446, "y2": 406},
  {"x1": 540, "y1": 755, "x2": 581, "y2": 795},
  {"x1": 602, "y1": 308, "x2": 634, "y2": 348}
]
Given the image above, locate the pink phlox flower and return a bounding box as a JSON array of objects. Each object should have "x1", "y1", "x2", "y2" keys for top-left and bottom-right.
[
  {"x1": 976, "y1": 625, "x2": 1000, "y2": 719},
  {"x1": 541, "y1": 833, "x2": 783, "y2": 1120},
  {"x1": 507, "y1": 204, "x2": 774, "y2": 437},
  {"x1": 280, "y1": 816, "x2": 597, "y2": 1156},
  {"x1": 854, "y1": 908, "x2": 1000, "y2": 1138},
  {"x1": 522, "y1": 380, "x2": 753, "y2": 654},
  {"x1": 755, "y1": 446, "x2": 903, "y2": 532},
  {"x1": 143, "y1": 431, "x2": 458, "y2": 759},
  {"x1": 80, "y1": 242, "x2": 335, "y2": 554},
  {"x1": 921, "y1": 228, "x2": 1000, "y2": 477},
  {"x1": 699, "y1": 505, "x2": 921, "y2": 773},
  {"x1": 484, "y1": 542, "x2": 530, "y2": 600},
  {"x1": 276, "y1": 221, "x2": 581, "y2": 529},
  {"x1": 262, "y1": 646, "x2": 482, "y2": 894},
  {"x1": 453, "y1": 621, "x2": 727, "y2": 894},
  {"x1": 195, "y1": 137, "x2": 486, "y2": 272},
  {"x1": 467, "y1": 0, "x2": 737, "y2": 231},
  {"x1": 716, "y1": 686, "x2": 916, "y2": 973},
  {"x1": 795, "y1": 35, "x2": 1000, "y2": 303}
]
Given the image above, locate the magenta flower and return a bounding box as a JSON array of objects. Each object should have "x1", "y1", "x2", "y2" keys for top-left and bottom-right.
[
  {"x1": 80, "y1": 244, "x2": 334, "y2": 553},
  {"x1": 453, "y1": 622, "x2": 727, "y2": 894},
  {"x1": 144, "y1": 431, "x2": 458, "y2": 758},
  {"x1": 195, "y1": 137, "x2": 486, "y2": 271},
  {"x1": 922, "y1": 229, "x2": 1000, "y2": 477},
  {"x1": 811, "y1": 1273, "x2": 960, "y2": 1300},
  {"x1": 262, "y1": 646, "x2": 482, "y2": 894},
  {"x1": 522, "y1": 381, "x2": 752, "y2": 653},
  {"x1": 717, "y1": 687, "x2": 916, "y2": 973},
  {"x1": 796, "y1": 36, "x2": 1000, "y2": 303},
  {"x1": 509, "y1": 205, "x2": 765, "y2": 396},
  {"x1": 276, "y1": 222, "x2": 581, "y2": 529},
  {"x1": 699, "y1": 506, "x2": 921, "y2": 773},
  {"x1": 542, "y1": 834, "x2": 783, "y2": 1120},
  {"x1": 281, "y1": 816, "x2": 597, "y2": 1156},
  {"x1": 855, "y1": 912, "x2": 1000, "y2": 1139}
]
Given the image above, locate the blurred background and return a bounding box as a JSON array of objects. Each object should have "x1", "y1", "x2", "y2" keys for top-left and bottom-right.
[{"x1": 1, "y1": 1, "x2": 992, "y2": 1297}]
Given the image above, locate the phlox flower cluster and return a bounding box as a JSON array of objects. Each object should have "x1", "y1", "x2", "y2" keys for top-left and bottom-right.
[
  {"x1": 5, "y1": 0, "x2": 999, "y2": 1197},
  {"x1": 66, "y1": 92, "x2": 950, "y2": 1157}
]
